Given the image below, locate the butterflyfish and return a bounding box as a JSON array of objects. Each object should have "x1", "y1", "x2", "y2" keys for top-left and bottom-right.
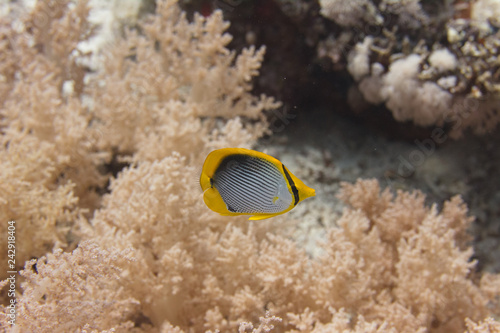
[{"x1": 200, "y1": 148, "x2": 315, "y2": 220}]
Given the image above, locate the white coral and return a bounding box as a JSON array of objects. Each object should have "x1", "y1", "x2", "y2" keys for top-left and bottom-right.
[
  {"x1": 429, "y1": 48, "x2": 457, "y2": 73},
  {"x1": 350, "y1": 52, "x2": 454, "y2": 126},
  {"x1": 319, "y1": 0, "x2": 381, "y2": 26},
  {"x1": 359, "y1": 63, "x2": 385, "y2": 104},
  {"x1": 347, "y1": 37, "x2": 373, "y2": 81},
  {"x1": 381, "y1": 55, "x2": 452, "y2": 126},
  {"x1": 472, "y1": 0, "x2": 500, "y2": 32}
]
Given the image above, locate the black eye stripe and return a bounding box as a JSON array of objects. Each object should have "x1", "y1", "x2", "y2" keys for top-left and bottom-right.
[{"x1": 282, "y1": 165, "x2": 299, "y2": 206}]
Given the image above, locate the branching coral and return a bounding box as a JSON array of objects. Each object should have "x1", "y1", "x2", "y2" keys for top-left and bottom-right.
[
  {"x1": 4, "y1": 175, "x2": 500, "y2": 332},
  {"x1": 2, "y1": 241, "x2": 139, "y2": 332},
  {"x1": 0, "y1": 0, "x2": 279, "y2": 288},
  {"x1": 1, "y1": 1, "x2": 500, "y2": 332},
  {"x1": 0, "y1": 0, "x2": 107, "y2": 281},
  {"x1": 90, "y1": 0, "x2": 280, "y2": 163},
  {"x1": 465, "y1": 317, "x2": 500, "y2": 333}
]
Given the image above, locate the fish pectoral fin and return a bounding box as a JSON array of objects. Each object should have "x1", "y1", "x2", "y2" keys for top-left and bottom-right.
[{"x1": 248, "y1": 214, "x2": 277, "y2": 221}]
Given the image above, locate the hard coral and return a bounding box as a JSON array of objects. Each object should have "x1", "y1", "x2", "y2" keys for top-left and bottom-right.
[
  {"x1": 319, "y1": 0, "x2": 500, "y2": 136},
  {"x1": 319, "y1": 0, "x2": 381, "y2": 27}
]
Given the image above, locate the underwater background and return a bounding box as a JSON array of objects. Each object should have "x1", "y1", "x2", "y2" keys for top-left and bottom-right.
[{"x1": 1, "y1": 0, "x2": 500, "y2": 332}]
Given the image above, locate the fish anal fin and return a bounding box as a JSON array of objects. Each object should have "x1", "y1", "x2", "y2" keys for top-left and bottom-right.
[{"x1": 248, "y1": 214, "x2": 277, "y2": 221}]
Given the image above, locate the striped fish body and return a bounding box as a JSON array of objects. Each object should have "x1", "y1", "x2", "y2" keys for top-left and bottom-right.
[{"x1": 200, "y1": 148, "x2": 315, "y2": 220}]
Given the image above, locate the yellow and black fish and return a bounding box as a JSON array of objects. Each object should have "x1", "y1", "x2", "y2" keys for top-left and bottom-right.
[{"x1": 200, "y1": 148, "x2": 315, "y2": 220}]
